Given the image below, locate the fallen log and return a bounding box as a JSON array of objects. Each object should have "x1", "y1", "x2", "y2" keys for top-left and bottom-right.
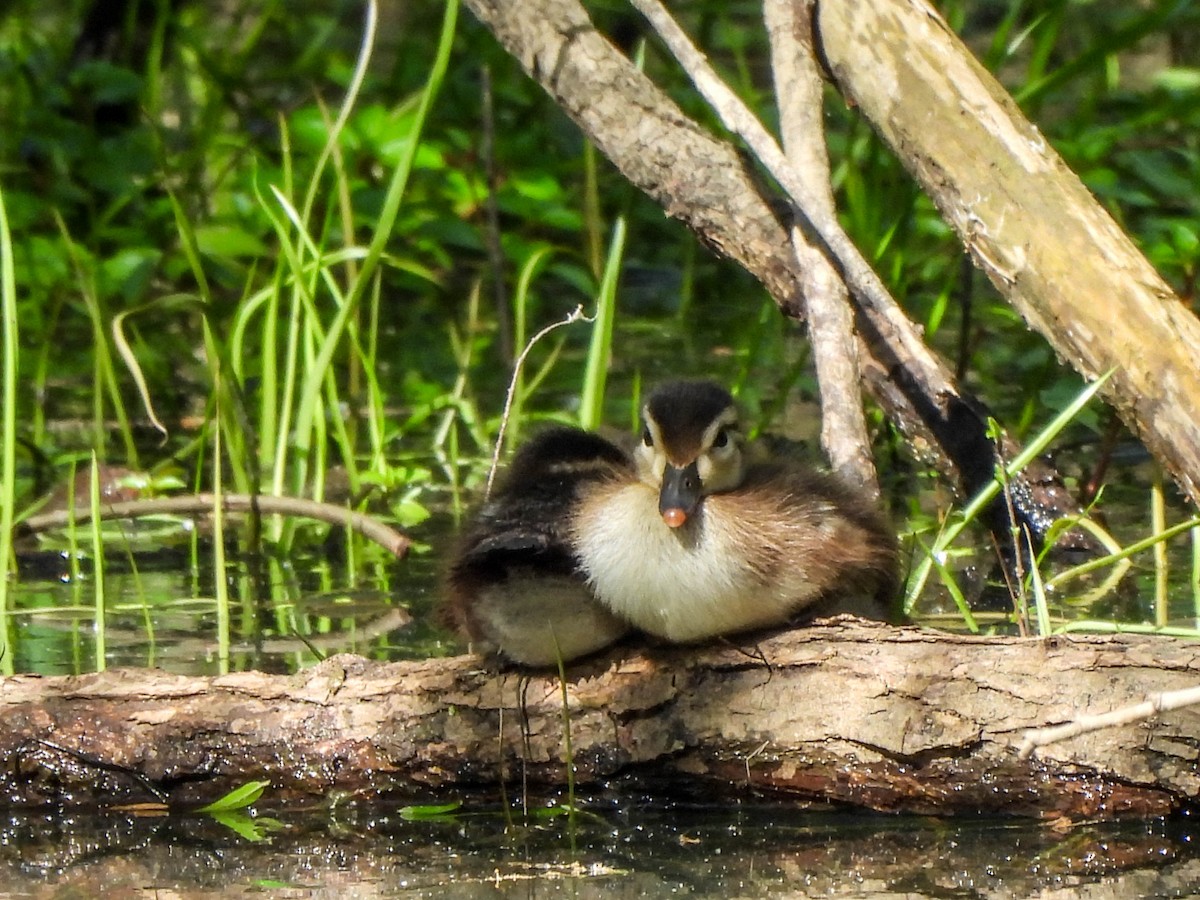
[{"x1": 2, "y1": 619, "x2": 1198, "y2": 819}]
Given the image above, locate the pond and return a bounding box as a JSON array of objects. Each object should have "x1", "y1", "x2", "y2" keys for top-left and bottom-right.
[{"x1": 6, "y1": 302, "x2": 1200, "y2": 897}]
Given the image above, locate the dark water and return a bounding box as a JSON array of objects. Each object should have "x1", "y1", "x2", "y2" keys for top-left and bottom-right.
[
  {"x1": 3, "y1": 797, "x2": 1199, "y2": 898},
  {"x1": 8, "y1": 465, "x2": 1197, "y2": 677}
]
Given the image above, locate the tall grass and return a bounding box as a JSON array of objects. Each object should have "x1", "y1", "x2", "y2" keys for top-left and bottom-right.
[
  {"x1": 212, "y1": 401, "x2": 231, "y2": 674},
  {"x1": 88, "y1": 453, "x2": 106, "y2": 672},
  {"x1": 0, "y1": 184, "x2": 17, "y2": 672},
  {"x1": 54, "y1": 215, "x2": 140, "y2": 464}
]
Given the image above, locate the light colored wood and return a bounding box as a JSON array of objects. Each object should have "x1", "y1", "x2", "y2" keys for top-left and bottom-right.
[
  {"x1": 2, "y1": 621, "x2": 1198, "y2": 817},
  {"x1": 461, "y1": 0, "x2": 1094, "y2": 543},
  {"x1": 765, "y1": 0, "x2": 878, "y2": 497},
  {"x1": 818, "y1": 0, "x2": 1200, "y2": 503}
]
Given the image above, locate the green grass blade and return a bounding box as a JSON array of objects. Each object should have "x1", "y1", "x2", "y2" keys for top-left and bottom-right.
[
  {"x1": 89, "y1": 453, "x2": 106, "y2": 672},
  {"x1": 905, "y1": 370, "x2": 1113, "y2": 613},
  {"x1": 290, "y1": 0, "x2": 458, "y2": 495},
  {"x1": 579, "y1": 217, "x2": 626, "y2": 431},
  {"x1": 0, "y1": 183, "x2": 17, "y2": 665}
]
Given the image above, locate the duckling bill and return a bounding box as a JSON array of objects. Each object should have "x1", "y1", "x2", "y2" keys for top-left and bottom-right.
[
  {"x1": 572, "y1": 380, "x2": 899, "y2": 643},
  {"x1": 442, "y1": 427, "x2": 633, "y2": 666}
]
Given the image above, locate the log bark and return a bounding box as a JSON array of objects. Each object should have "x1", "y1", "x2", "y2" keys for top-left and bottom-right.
[
  {"x1": 461, "y1": 0, "x2": 1094, "y2": 551},
  {"x1": 816, "y1": 0, "x2": 1200, "y2": 505},
  {"x1": 3, "y1": 620, "x2": 1200, "y2": 819}
]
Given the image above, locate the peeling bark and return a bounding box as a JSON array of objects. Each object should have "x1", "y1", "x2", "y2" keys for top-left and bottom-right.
[{"x1": 3, "y1": 621, "x2": 1199, "y2": 819}]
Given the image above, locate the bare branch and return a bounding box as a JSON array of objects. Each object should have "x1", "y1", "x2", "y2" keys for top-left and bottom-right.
[
  {"x1": 461, "y1": 0, "x2": 1098, "y2": 551},
  {"x1": 1019, "y1": 684, "x2": 1200, "y2": 760},
  {"x1": 764, "y1": 0, "x2": 876, "y2": 496},
  {"x1": 17, "y1": 494, "x2": 411, "y2": 558},
  {"x1": 817, "y1": 0, "x2": 1200, "y2": 507}
]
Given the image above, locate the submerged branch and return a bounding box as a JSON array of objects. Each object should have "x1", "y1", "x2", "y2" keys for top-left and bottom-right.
[{"x1": 16, "y1": 494, "x2": 411, "y2": 558}]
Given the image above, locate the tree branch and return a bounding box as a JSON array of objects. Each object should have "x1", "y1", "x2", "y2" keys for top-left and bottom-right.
[
  {"x1": 764, "y1": 0, "x2": 877, "y2": 497},
  {"x1": 16, "y1": 494, "x2": 411, "y2": 559},
  {"x1": 461, "y1": 0, "x2": 1095, "y2": 554},
  {"x1": 816, "y1": 0, "x2": 1200, "y2": 507}
]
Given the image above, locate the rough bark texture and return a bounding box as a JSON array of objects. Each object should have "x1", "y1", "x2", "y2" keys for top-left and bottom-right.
[
  {"x1": 817, "y1": 0, "x2": 1200, "y2": 506},
  {"x1": 766, "y1": 0, "x2": 879, "y2": 498},
  {"x1": 461, "y1": 0, "x2": 1093, "y2": 550},
  {"x1": 3, "y1": 620, "x2": 1200, "y2": 819}
]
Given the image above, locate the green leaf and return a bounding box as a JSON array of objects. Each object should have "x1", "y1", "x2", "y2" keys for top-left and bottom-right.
[
  {"x1": 399, "y1": 800, "x2": 462, "y2": 821},
  {"x1": 198, "y1": 780, "x2": 270, "y2": 813},
  {"x1": 209, "y1": 811, "x2": 286, "y2": 842},
  {"x1": 391, "y1": 497, "x2": 431, "y2": 528},
  {"x1": 194, "y1": 225, "x2": 270, "y2": 260}
]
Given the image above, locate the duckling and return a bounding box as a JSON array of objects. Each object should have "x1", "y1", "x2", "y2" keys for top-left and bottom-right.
[
  {"x1": 442, "y1": 426, "x2": 634, "y2": 666},
  {"x1": 571, "y1": 380, "x2": 899, "y2": 643}
]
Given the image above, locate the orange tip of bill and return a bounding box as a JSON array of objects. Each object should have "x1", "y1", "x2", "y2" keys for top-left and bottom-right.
[{"x1": 661, "y1": 508, "x2": 688, "y2": 528}]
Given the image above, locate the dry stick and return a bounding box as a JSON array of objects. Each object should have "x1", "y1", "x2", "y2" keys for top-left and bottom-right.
[
  {"x1": 17, "y1": 494, "x2": 411, "y2": 558},
  {"x1": 1018, "y1": 684, "x2": 1200, "y2": 760},
  {"x1": 481, "y1": 64, "x2": 513, "y2": 365},
  {"x1": 763, "y1": 0, "x2": 877, "y2": 498},
  {"x1": 485, "y1": 304, "x2": 591, "y2": 498}
]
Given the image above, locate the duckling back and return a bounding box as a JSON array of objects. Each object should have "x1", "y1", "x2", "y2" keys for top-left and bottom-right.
[{"x1": 442, "y1": 427, "x2": 633, "y2": 666}]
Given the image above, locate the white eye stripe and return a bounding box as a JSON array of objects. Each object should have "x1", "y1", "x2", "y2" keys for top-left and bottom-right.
[{"x1": 701, "y1": 410, "x2": 741, "y2": 455}]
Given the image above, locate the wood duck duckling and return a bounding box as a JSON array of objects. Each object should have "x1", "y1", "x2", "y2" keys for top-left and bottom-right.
[
  {"x1": 442, "y1": 426, "x2": 634, "y2": 666},
  {"x1": 571, "y1": 380, "x2": 899, "y2": 643}
]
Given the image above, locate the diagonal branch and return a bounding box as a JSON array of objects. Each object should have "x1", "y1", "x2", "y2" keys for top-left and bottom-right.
[{"x1": 630, "y1": 0, "x2": 1090, "y2": 549}]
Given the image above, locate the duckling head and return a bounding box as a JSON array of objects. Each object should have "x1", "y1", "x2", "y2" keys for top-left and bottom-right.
[{"x1": 636, "y1": 380, "x2": 746, "y2": 529}]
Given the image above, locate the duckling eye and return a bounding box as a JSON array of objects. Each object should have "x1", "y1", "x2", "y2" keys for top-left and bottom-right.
[
  {"x1": 712, "y1": 428, "x2": 729, "y2": 449},
  {"x1": 642, "y1": 426, "x2": 653, "y2": 447}
]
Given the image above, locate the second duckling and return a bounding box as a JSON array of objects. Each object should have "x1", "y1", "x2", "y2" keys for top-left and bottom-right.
[
  {"x1": 442, "y1": 426, "x2": 633, "y2": 666},
  {"x1": 571, "y1": 381, "x2": 899, "y2": 643}
]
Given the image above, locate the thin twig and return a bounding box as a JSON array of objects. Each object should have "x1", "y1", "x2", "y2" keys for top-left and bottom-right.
[
  {"x1": 486, "y1": 304, "x2": 591, "y2": 498},
  {"x1": 17, "y1": 494, "x2": 411, "y2": 558},
  {"x1": 1018, "y1": 685, "x2": 1200, "y2": 760}
]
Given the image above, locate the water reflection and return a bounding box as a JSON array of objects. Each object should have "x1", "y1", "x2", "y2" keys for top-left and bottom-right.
[
  {"x1": 6, "y1": 535, "x2": 452, "y2": 676},
  {"x1": 1, "y1": 799, "x2": 1197, "y2": 898}
]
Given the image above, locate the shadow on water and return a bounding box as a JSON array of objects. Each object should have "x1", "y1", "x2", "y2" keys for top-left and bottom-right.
[{"x1": 3, "y1": 797, "x2": 1200, "y2": 898}]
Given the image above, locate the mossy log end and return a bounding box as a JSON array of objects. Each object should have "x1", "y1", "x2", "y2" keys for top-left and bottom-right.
[{"x1": 1, "y1": 620, "x2": 1198, "y2": 819}]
